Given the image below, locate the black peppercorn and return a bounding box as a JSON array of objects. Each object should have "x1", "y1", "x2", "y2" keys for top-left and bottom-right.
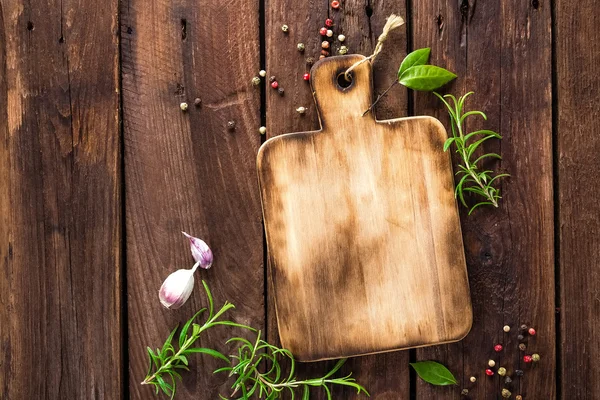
[
  {"x1": 505, "y1": 377, "x2": 512, "y2": 384},
  {"x1": 278, "y1": 87, "x2": 285, "y2": 96},
  {"x1": 269, "y1": 76, "x2": 276, "y2": 83},
  {"x1": 520, "y1": 324, "x2": 528, "y2": 331},
  {"x1": 517, "y1": 334, "x2": 524, "y2": 341},
  {"x1": 515, "y1": 369, "x2": 524, "y2": 377},
  {"x1": 227, "y1": 120, "x2": 236, "y2": 130}
]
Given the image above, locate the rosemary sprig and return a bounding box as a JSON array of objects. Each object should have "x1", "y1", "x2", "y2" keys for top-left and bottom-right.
[
  {"x1": 221, "y1": 331, "x2": 369, "y2": 399},
  {"x1": 435, "y1": 92, "x2": 509, "y2": 214},
  {"x1": 142, "y1": 281, "x2": 369, "y2": 399},
  {"x1": 142, "y1": 280, "x2": 253, "y2": 399}
]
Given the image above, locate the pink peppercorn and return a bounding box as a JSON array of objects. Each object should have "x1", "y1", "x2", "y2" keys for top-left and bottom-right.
[
  {"x1": 485, "y1": 369, "x2": 494, "y2": 376},
  {"x1": 523, "y1": 355, "x2": 533, "y2": 363},
  {"x1": 303, "y1": 73, "x2": 310, "y2": 81},
  {"x1": 528, "y1": 328, "x2": 536, "y2": 336},
  {"x1": 325, "y1": 18, "x2": 333, "y2": 27},
  {"x1": 320, "y1": 27, "x2": 328, "y2": 36},
  {"x1": 271, "y1": 81, "x2": 279, "y2": 89},
  {"x1": 494, "y1": 344, "x2": 503, "y2": 352},
  {"x1": 331, "y1": 0, "x2": 340, "y2": 8}
]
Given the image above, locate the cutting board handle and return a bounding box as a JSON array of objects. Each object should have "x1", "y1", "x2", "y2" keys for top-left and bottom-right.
[{"x1": 310, "y1": 55, "x2": 376, "y2": 128}]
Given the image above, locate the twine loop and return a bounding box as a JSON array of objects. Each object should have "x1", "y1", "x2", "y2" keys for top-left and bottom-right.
[{"x1": 344, "y1": 14, "x2": 405, "y2": 81}]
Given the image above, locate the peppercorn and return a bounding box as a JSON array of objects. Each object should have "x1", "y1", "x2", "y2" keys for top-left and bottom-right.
[
  {"x1": 303, "y1": 73, "x2": 310, "y2": 81},
  {"x1": 259, "y1": 70, "x2": 267, "y2": 77},
  {"x1": 528, "y1": 328, "x2": 536, "y2": 336},
  {"x1": 498, "y1": 367, "x2": 507, "y2": 376},
  {"x1": 470, "y1": 376, "x2": 477, "y2": 383},
  {"x1": 306, "y1": 57, "x2": 315, "y2": 66},
  {"x1": 502, "y1": 388, "x2": 512, "y2": 398},
  {"x1": 259, "y1": 126, "x2": 266, "y2": 135},
  {"x1": 281, "y1": 24, "x2": 289, "y2": 33},
  {"x1": 277, "y1": 87, "x2": 285, "y2": 96},
  {"x1": 503, "y1": 325, "x2": 511, "y2": 333},
  {"x1": 461, "y1": 389, "x2": 469, "y2": 396},
  {"x1": 194, "y1": 97, "x2": 202, "y2": 106},
  {"x1": 505, "y1": 377, "x2": 512, "y2": 384},
  {"x1": 252, "y1": 76, "x2": 261, "y2": 86},
  {"x1": 532, "y1": 353, "x2": 540, "y2": 362},
  {"x1": 519, "y1": 343, "x2": 526, "y2": 351},
  {"x1": 338, "y1": 45, "x2": 348, "y2": 55},
  {"x1": 296, "y1": 106, "x2": 306, "y2": 114},
  {"x1": 338, "y1": 34, "x2": 346, "y2": 42},
  {"x1": 326, "y1": 29, "x2": 333, "y2": 37},
  {"x1": 322, "y1": 41, "x2": 330, "y2": 49},
  {"x1": 320, "y1": 27, "x2": 328, "y2": 36},
  {"x1": 515, "y1": 369, "x2": 524, "y2": 377},
  {"x1": 271, "y1": 81, "x2": 279, "y2": 89},
  {"x1": 523, "y1": 355, "x2": 533, "y2": 363},
  {"x1": 321, "y1": 49, "x2": 330, "y2": 56},
  {"x1": 180, "y1": 102, "x2": 188, "y2": 111},
  {"x1": 319, "y1": 55, "x2": 326, "y2": 60},
  {"x1": 494, "y1": 344, "x2": 504, "y2": 352},
  {"x1": 325, "y1": 18, "x2": 333, "y2": 27},
  {"x1": 517, "y1": 334, "x2": 524, "y2": 341},
  {"x1": 297, "y1": 43, "x2": 305, "y2": 52},
  {"x1": 331, "y1": 0, "x2": 340, "y2": 9},
  {"x1": 227, "y1": 120, "x2": 236, "y2": 130},
  {"x1": 520, "y1": 324, "x2": 528, "y2": 331},
  {"x1": 516, "y1": 396, "x2": 523, "y2": 400},
  {"x1": 485, "y1": 369, "x2": 494, "y2": 376},
  {"x1": 269, "y1": 75, "x2": 276, "y2": 83},
  {"x1": 488, "y1": 359, "x2": 496, "y2": 367}
]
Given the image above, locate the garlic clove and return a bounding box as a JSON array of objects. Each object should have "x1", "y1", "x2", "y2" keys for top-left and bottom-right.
[
  {"x1": 159, "y1": 268, "x2": 196, "y2": 309},
  {"x1": 182, "y1": 231, "x2": 213, "y2": 269}
]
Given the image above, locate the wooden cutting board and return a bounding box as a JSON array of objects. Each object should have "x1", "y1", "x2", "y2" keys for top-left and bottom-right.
[{"x1": 257, "y1": 55, "x2": 472, "y2": 362}]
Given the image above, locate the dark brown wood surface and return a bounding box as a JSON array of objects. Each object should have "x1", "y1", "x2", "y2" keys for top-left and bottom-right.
[
  {"x1": 0, "y1": 0, "x2": 598, "y2": 398},
  {"x1": 556, "y1": 0, "x2": 600, "y2": 397},
  {"x1": 0, "y1": 0, "x2": 122, "y2": 398}
]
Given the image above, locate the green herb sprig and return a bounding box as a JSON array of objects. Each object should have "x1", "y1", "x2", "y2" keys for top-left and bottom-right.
[
  {"x1": 222, "y1": 331, "x2": 368, "y2": 399},
  {"x1": 142, "y1": 281, "x2": 368, "y2": 399},
  {"x1": 410, "y1": 361, "x2": 458, "y2": 386},
  {"x1": 435, "y1": 92, "x2": 509, "y2": 214}
]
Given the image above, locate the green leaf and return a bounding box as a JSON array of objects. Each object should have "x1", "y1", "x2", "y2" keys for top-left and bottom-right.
[
  {"x1": 398, "y1": 48, "x2": 431, "y2": 78},
  {"x1": 443, "y1": 137, "x2": 455, "y2": 152},
  {"x1": 410, "y1": 361, "x2": 458, "y2": 386},
  {"x1": 399, "y1": 65, "x2": 456, "y2": 91},
  {"x1": 187, "y1": 347, "x2": 230, "y2": 363},
  {"x1": 179, "y1": 308, "x2": 205, "y2": 347}
]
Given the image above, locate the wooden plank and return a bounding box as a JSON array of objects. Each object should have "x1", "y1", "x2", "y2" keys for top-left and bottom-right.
[
  {"x1": 0, "y1": 0, "x2": 122, "y2": 398},
  {"x1": 414, "y1": 1, "x2": 555, "y2": 399},
  {"x1": 265, "y1": 1, "x2": 411, "y2": 398},
  {"x1": 556, "y1": 0, "x2": 600, "y2": 397},
  {"x1": 120, "y1": 0, "x2": 264, "y2": 398}
]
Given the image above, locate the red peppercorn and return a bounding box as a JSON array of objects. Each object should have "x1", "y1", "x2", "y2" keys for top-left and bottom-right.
[
  {"x1": 271, "y1": 81, "x2": 279, "y2": 89},
  {"x1": 331, "y1": 0, "x2": 340, "y2": 8},
  {"x1": 485, "y1": 369, "x2": 494, "y2": 376},
  {"x1": 321, "y1": 49, "x2": 330, "y2": 56},
  {"x1": 523, "y1": 355, "x2": 533, "y2": 363},
  {"x1": 494, "y1": 344, "x2": 503, "y2": 352},
  {"x1": 325, "y1": 18, "x2": 334, "y2": 27},
  {"x1": 303, "y1": 73, "x2": 310, "y2": 81},
  {"x1": 320, "y1": 27, "x2": 328, "y2": 36},
  {"x1": 528, "y1": 328, "x2": 536, "y2": 336}
]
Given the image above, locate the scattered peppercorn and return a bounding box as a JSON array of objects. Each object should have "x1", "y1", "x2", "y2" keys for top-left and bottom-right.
[
  {"x1": 470, "y1": 376, "x2": 477, "y2": 383},
  {"x1": 269, "y1": 76, "x2": 276, "y2": 83},
  {"x1": 296, "y1": 106, "x2": 306, "y2": 114},
  {"x1": 303, "y1": 73, "x2": 310, "y2": 81},
  {"x1": 498, "y1": 367, "x2": 507, "y2": 376},
  {"x1": 523, "y1": 355, "x2": 533, "y2": 363},
  {"x1": 516, "y1": 396, "x2": 523, "y2": 400},
  {"x1": 281, "y1": 24, "x2": 289, "y2": 33},
  {"x1": 325, "y1": 18, "x2": 333, "y2": 27},
  {"x1": 319, "y1": 55, "x2": 326, "y2": 60},
  {"x1": 331, "y1": 0, "x2": 340, "y2": 9},
  {"x1": 461, "y1": 389, "x2": 469, "y2": 396},
  {"x1": 519, "y1": 343, "x2": 527, "y2": 351},
  {"x1": 259, "y1": 126, "x2": 266, "y2": 135},
  {"x1": 338, "y1": 34, "x2": 346, "y2": 42},
  {"x1": 252, "y1": 76, "x2": 261, "y2": 86},
  {"x1": 306, "y1": 57, "x2": 315, "y2": 66},
  {"x1": 326, "y1": 29, "x2": 333, "y2": 37},
  {"x1": 505, "y1": 376, "x2": 513, "y2": 384},
  {"x1": 194, "y1": 98, "x2": 202, "y2": 106},
  {"x1": 520, "y1": 324, "x2": 528, "y2": 331},
  {"x1": 488, "y1": 359, "x2": 496, "y2": 367},
  {"x1": 528, "y1": 328, "x2": 536, "y2": 336},
  {"x1": 485, "y1": 369, "x2": 494, "y2": 376},
  {"x1": 297, "y1": 43, "x2": 305, "y2": 52},
  {"x1": 321, "y1": 49, "x2": 330, "y2": 56},
  {"x1": 278, "y1": 87, "x2": 285, "y2": 96},
  {"x1": 517, "y1": 334, "x2": 524, "y2": 341},
  {"x1": 271, "y1": 81, "x2": 279, "y2": 89},
  {"x1": 180, "y1": 102, "x2": 188, "y2": 111},
  {"x1": 503, "y1": 325, "x2": 511, "y2": 333},
  {"x1": 259, "y1": 70, "x2": 267, "y2": 77},
  {"x1": 322, "y1": 41, "x2": 330, "y2": 49},
  {"x1": 227, "y1": 120, "x2": 236, "y2": 130},
  {"x1": 515, "y1": 369, "x2": 524, "y2": 377},
  {"x1": 532, "y1": 353, "x2": 540, "y2": 362},
  {"x1": 338, "y1": 45, "x2": 348, "y2": 55},
  {"x1": 320, "y1": 27, "x2": 328, "y2": 36},
  {"x1": 502, "y1": 388, "x2": 512, "y2": 398},
  {"x1": 495, "y1": 344, "x2": 504, "y2": 352}
]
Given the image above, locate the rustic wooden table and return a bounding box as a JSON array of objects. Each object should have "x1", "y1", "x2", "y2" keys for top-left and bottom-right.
[{"x1": 0, "y1": 0, "x2": 596, "y2": 398}]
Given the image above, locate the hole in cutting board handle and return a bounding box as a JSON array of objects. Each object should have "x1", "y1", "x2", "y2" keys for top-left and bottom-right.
[{"x1": 336, "y1": 71, "x2": 353, "y2": 90}]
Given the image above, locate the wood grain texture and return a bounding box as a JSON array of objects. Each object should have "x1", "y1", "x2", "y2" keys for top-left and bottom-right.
[
  {"x1": 265, "y1": 2, "x2": 414, "y2": 398},
  {"x1": 121, "y1": 0, "x2": 264, "y2": 398},
  {"x1": 259, "y1": 55, "x2": 472, "y2": 363},
  {"x1": 413, "y1": 1, "x2": 555, "y2": 398},
  {"x1": 556, "y1": 0, "x2": 600, "y2": 397},
  {"x1": 0, "y1": 0, "x2": 122, "y2": 398}
]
